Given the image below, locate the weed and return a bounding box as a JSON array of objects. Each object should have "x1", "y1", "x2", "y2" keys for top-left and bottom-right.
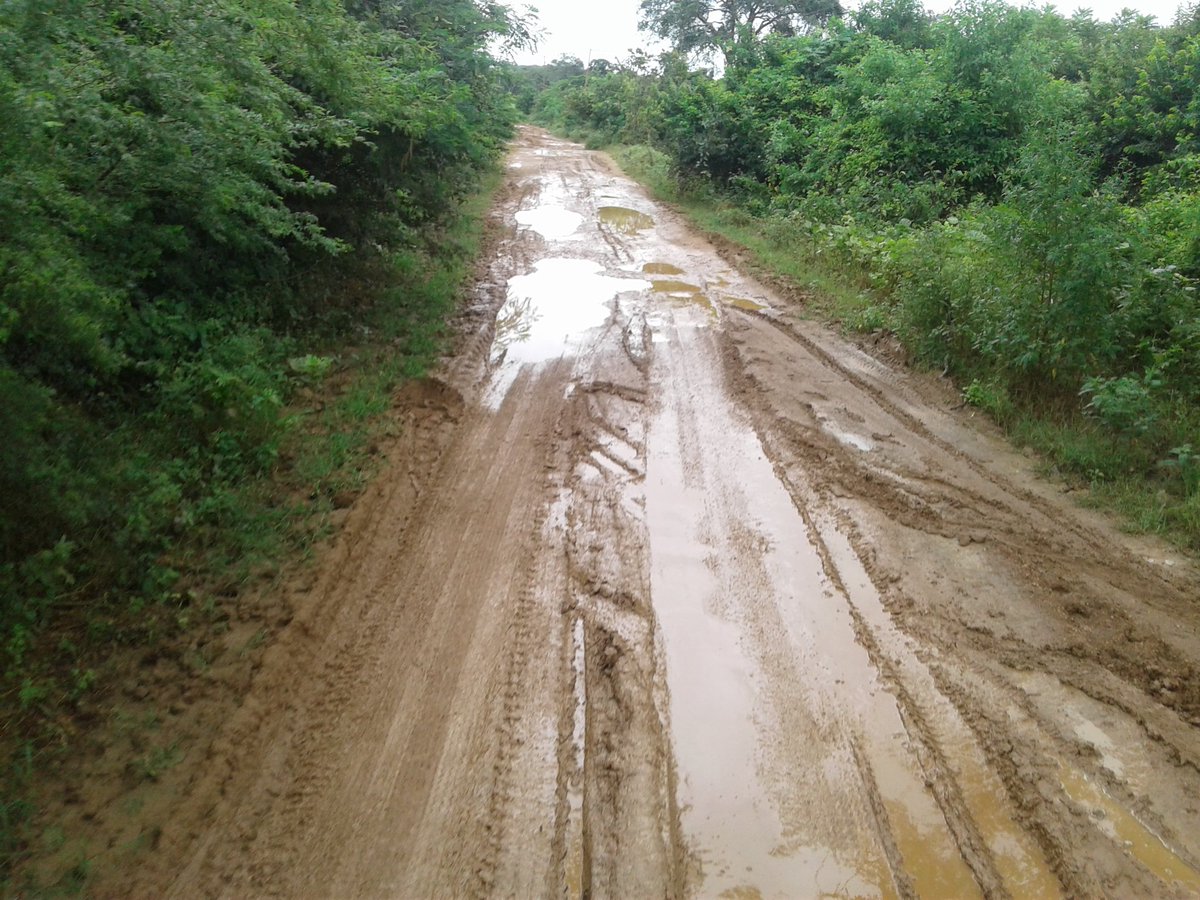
[
  {"x1": 240, "y1": 629, "x2": 268, "y2": 656},
  {"x1": 132, "y1": 742, "x2": 182, "y2": 783},
  {"x1": 964, "y1": 379, "x2": 1016, "y2": 424}
]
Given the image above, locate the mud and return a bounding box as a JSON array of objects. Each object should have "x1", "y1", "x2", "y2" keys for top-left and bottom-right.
[{"x1": 77, "y1": 126, "x2": 1200, "y2": 899}]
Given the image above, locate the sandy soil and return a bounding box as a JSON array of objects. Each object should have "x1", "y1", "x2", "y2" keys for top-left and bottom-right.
[{"x1": 69, "y1": 126, "x2": 1200, "y2": 898}]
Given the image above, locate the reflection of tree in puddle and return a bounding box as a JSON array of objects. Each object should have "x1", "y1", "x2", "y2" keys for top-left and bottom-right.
[
  {"x1": 491, "y1": 293, "x2": 539, "y2": 362},
  {"x1": 599, "y1": 206, "x2": 655, "y2": 234}
]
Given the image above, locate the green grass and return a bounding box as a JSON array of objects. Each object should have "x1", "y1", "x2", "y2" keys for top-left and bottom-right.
[
  {"x1": 1008, "y1": 414, "x2": 1200, "y2": 550},
  {"x1": 606, "y1": 141, "x2": 1200, "y2": 554}
]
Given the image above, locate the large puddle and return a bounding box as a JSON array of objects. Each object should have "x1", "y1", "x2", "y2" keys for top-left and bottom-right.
[
  {"x1": 599, "y1": 206, "x2": 655, "y2": 234},
  {"x1": 485, "y1": 258, "x2": 648, "y2": 405},
  {"x1": 515, "y1": 206, "x2": 583, "y2": 240},
  {"x1": 644, "y1": 319, "x2": 998, "y2": 898},
  {"x1": 646, "y1": 400, "x2": 891, "y2": 897}
]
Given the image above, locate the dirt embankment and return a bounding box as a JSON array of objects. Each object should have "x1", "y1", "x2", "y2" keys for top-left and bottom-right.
[{"x1": 31, "y1": 126, "x2": 1200, "y2": 899}]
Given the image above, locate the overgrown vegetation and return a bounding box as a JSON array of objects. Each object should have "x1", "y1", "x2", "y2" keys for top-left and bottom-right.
[
  {"x1": 515, "y1": 0, "x2": 1200, "y2": 548},
  {"x1": 1, "y1": 0, "x2": 527, "y2": 883}
]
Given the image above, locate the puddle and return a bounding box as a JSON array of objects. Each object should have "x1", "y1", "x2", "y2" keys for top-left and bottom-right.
[
  {"x1": 598, "y1": 206, "x2": 654, "y2": 234},
  {"x1": 650, "y1": 280, "x2": 702, "y2": 296},
  {"x1": 566, "y1": 617, "x2": 587, "y2": 897},
  {"x1": 647, "y1": 280, "x2": 716, "y2": 319},
  {"x1": 830, "y1": 430, "x2": 875, "y2": 452},
  {"x1": 643, "y1": 262, "x2": 684, "y2": 276},
  {"x1": 485, "y1": 258, "x2": 649, "y2": 405},
  {"x1": 515, "y1": 206, "x2": 583, "y2": 240},
  {"x1": 814, "y1": 514, "x2": 1062, "y2": 899},
  {"x1": 727, "y1": 297, "x2": 768, "y2": 312},
  {"x1": 646, "y1": 413, "x2": 894, "y2": 897},
  {"x1": 1057, "y1": 764, "x2": 1200, "y2": 893},
  {"x1": 645, "y1": 330, "x2": 985, "y2": 898},
  {"x1": 643, "y1": 304, "x2": 1066, "y2": 897}
]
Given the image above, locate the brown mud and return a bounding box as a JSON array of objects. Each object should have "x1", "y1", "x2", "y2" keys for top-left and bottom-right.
[{"x1": 54, "y1": 127, "x2": 1200, "y2": 898}]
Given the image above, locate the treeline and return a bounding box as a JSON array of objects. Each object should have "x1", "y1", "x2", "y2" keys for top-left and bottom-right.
[
  {"x1": 519, "y1": 0, "x2": 1200, "y2": 545},
  {"x1": 1, "y1": 0, "x2": 522, "y2": 747}
]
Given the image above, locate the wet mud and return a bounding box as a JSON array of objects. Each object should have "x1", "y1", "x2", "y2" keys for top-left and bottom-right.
[{"x1": 92, "y1": 126, "x2": 1200, "y2": 899}]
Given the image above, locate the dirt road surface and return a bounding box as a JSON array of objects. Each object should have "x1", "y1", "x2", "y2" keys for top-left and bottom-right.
[{"x1": 112, "y1": 127, "x2": 1200, "y2": 898}]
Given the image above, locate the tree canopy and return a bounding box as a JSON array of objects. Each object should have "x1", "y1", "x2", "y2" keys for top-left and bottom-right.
[{"x1": 638, "y1": 0, "x2": 845, "y2": 63}]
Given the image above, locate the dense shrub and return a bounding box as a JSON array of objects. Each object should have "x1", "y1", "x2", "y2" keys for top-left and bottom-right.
[{"x1": 0, "y1": 0, "x2": 525, "y2": 707}]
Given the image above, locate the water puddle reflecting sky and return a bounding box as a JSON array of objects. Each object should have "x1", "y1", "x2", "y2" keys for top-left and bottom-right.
[
  {"x1": 486, "y1": 258, "x2": 650, "y2": 406},
  {"x1": 515, "y1": 206, "x2": 583, "y2": 240}
]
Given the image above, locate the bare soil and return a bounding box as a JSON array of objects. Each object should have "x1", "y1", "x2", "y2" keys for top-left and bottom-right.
[{"x1": 35, "y1": 127, "x2": 1200, "y2": 898}]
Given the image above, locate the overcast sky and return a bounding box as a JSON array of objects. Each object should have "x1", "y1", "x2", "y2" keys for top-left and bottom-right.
[{"x1": 506, "y1": 0, "x2": 1190, "y2": 65}]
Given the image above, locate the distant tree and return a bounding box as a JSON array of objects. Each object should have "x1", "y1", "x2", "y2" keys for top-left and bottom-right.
[
  {"x1": 853, "y1": 0, "x2": 932, "y2": 48},
  {"x1": 551, "y1": 54, "x2": 587, "y2": 76},
  {"x1": 638, "y1": 0, "x2": 844, "y2": 64}
]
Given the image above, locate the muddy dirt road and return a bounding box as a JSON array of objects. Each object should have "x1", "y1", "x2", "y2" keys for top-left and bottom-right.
[{"x1": 124, "y1": 127, "x2": 1200, "y2": 898}]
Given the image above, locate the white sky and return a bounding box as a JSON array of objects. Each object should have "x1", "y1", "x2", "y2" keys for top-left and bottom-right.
[{"x1": 507, "y1": 0, "x2": 1189, "y2": 65}]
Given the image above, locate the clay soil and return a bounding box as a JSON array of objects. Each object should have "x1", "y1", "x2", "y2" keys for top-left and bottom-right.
[{"x1": 33, "y1": 127, "x2": 1200, "y2": 899}]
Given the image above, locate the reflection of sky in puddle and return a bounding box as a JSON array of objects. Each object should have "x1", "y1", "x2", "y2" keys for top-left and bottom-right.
[
  {"x1": 499, "y1": 258, "x2": 645, "y2": 364},
  {"x1": 486, "y1": 258, "x2": 650, "y2": 406},
  {"x1": 515, "y1": 206, "x2": 583, "y2": 240},
  {"x1": 649, "y1": 279, "x2": 717, "y2": 322},
  {"x1": 599, "y1": 206, "x2": 655, "y2": 234},
  {"x1": 830, "y1": 429, "x2": 875, "y2": 452}
]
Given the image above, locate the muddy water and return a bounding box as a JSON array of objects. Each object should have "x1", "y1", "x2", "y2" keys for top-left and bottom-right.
[
  {"x1": 649, "y1": 279, "x2": 703, "y2": 295},
  {"x1": 644, "y1": 300, "x2": 992, "y2": 899},
  {"x1": 598, "y1": 205, "x2": 655, "y2": 234},
  {"x1": 643, "y1": 262, "x2": 685, "y2": 276},
  {"x1": 726, "y1": 296, "x2": 769, "y2": 312},
  {"x1": 1056, "y1": 765, "x2": 1200, "y2": 893},
  {"x1": 644, "y1": 351, "x2": 896, "y2": 897}
]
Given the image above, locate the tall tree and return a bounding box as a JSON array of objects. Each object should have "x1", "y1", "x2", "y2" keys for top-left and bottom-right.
[{"x1": 638, "y1": 0, "x2": 844, "y2": 64}]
